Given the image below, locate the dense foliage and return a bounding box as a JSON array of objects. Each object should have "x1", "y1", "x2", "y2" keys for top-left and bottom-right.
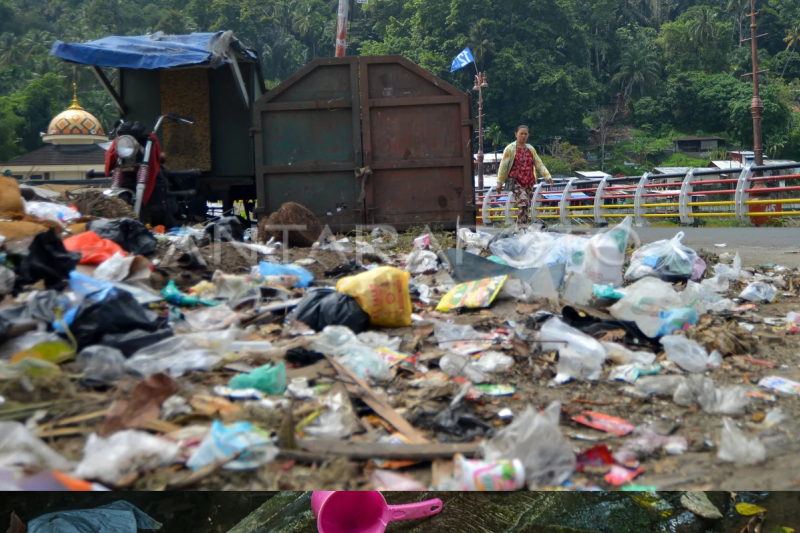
[{"x1": 1, "y1": 0, "x2": 800, "y2": 169}]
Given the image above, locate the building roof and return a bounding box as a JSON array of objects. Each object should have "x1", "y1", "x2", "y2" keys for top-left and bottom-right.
[
  {"x1": 653, "y1": 167, "x2": 690, "y2": 175},
  {"x1": 1, "y1": 144, "x2": 106, "y2": 167},
  {"x1": 575, "y1": 171, "x2": 611, "y2": 179},
  {"x1": 710, "y1": 161, "x2": 741, "y2": 169},
  {"x1": 673, "y1": 136, "x2": 726, "y2": 142}
]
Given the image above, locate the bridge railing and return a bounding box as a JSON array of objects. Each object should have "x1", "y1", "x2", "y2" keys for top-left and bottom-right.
[{"x1": 476, "y1": 162, "x2": 800, "y2": 227}]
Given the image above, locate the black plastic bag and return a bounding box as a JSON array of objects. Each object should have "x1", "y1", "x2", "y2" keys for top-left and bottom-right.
[
  {"x1": 0, "y1": 290, "x2": 59, "y2": 325},
  {"x1": 205, "y1": 216, "x2": 244, "y2": 243},
  {"x1": 19, "y1": 229, "x2": 80, "y2": 288},
  {"x1": 69, "y1": 288, "x2": 166, "y2": 348},
  {"x1": 558, "y1": 305, "x2": 659, "y2": 350},
  {"x1": 285, "y1": 347, "x2": 325, "y2": 367},
  {"x1": 88, "y1": 218, "x2": 158, "y2": 256},
  {"x1": 97, "y1": 328, "x2": 175, "y2": 357},
  {"x1": 290, "y1": 289, "x2": 370, "y2": 334}
]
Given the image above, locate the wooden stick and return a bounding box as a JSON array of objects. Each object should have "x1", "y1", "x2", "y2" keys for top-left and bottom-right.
[
  {"x1": 281, "y1": 440, "x2": 479, "y2": 461},
  {"x1": 323, "y1": 354, "x2": 429, "y2": 444}
]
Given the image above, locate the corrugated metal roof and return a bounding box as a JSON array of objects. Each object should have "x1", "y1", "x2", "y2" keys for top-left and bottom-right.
[
  {"x1": 1, "y1": 144, "x2": 106, "y2": 167},
  {"x1": 673, "y1": 136, "x2": 726, "y2": 142}
]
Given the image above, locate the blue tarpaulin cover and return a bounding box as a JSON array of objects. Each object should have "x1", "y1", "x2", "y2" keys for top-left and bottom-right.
[
  {"x1": 50, "y1": 31, "x2": 256, "y2": 70},
  {"x1": 28, "y1": 501, "x2": 162, "y2": 533}
]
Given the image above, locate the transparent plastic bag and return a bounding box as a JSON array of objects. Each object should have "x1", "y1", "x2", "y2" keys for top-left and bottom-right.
[
  {"x1": 184, "y1": 305, "x2": 240, "y2": 330},
  {"x1": 713, "y1": 252, "x2": 748, "y2": 281},
  {"x1": 682, "y1": 281, "x2": 735, "y2": 314},
  {"x1": 717, "y1": 419, "x2": 766, "y2": 465},
  {"x1": 475, "y1": 351, "x2": 514, "y2": 373},
  {"x1": 583, "y1": 217, "x2": 631, "y2": 287},
  {"x1": 404, "y1": 250, "x2": 438, "y2": 274},
  {"x1": 310, "y1": 326, "x2": 392, "y2": 381},
  {"x1": 0, "y1": 421, "x2": 73, "y2": 471},
  {"x1": 602, "y1": 342, "x2": 656, "y2": 366},
  {"x1": 739, "y1": 282, "x2": 779, "y2": 303},
  {"x1": 124, "y1": 329, "x2": 237, "y2": 378},
  {"x1": 560, "y1": 272, "x2": 595, "y2": 306},
  {"x1": 185, "y1": 421, "x2": 277, "y2": 471},
  {"x1": 479, "y1": 402, "x2": 575, "y2": 489},
  {"x1": 610, "y1": 278, "x2": 684, "y2": 338},
  {"x1": 673, "y1": 375, "x2": 749, "y2": 415},
  {"x1": 625, "y1": 232, "x2": 698, "y2": 282},
  {"x1": 439, "y1": 353, "x2": 490, "y2": 383},
  {"x1": 434, "y1": 321, "x2": 486, "y2": 356},
  {"x1": 77, "y1": 346, "x2": 127, "y2": 384},
  {"x1": 488, "y1": 232, "x2": 558, "y2": 268},
  {"x1": 540, "y1": 318, "x2": 607, "y2": 383},
  {"x1": 657, "y1": 308, "x2": 698, "y2": 337},
  {"x1": 303, "y1": 386, "x2": 361, "y2": 440},
  {"x1": 635, "y1": 375, "x2": 687, "y2": 396},
  {"x1": 660, "y1": 335, "x2": 714, "y2": 373}
]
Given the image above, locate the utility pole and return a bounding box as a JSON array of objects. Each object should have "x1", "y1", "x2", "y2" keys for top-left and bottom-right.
[
  {"x1": 474, "y1": 70, "x2": 488, "y2": 190},
  {"x1": 741, "y1": 0, "x2": 769, "y2": 166},
  {"x1": 335, "y1": 0, "x2": 348, "y2": 57}
]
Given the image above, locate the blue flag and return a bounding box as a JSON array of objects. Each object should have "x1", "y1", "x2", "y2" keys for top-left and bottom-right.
[{"x1": 451, "y1": 47, "x2": 475, "y2": 73}]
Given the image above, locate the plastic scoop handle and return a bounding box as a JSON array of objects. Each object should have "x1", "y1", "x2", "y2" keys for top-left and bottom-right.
[{"x1": 387, "y1": 498, "x2": 443, "y2": 522}]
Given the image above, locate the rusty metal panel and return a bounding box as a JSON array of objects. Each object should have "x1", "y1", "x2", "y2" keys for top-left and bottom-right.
[
  {"x1": 360, "y1": 56, "x2": 475, "y2": 229},
  {"x1": 253, "y1": 57, "x2": 362, "y2": 231}
]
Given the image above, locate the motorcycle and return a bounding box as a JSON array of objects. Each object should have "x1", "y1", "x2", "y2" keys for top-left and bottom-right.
[{"x1": 88, "y1": 114, "x2": 201, "y2": 227}]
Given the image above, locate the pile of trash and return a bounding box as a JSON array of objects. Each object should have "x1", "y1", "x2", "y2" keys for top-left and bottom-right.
[{"x1": 1, "y1": 173, "x2": 798, "y2": 492}]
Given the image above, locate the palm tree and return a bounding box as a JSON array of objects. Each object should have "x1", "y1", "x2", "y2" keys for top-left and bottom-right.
[
  {"x1": 727, "y1": 0, "x2": 747, "y2": 44},
  {"x1": 611, "y1": 41, "x2": 661, "y2": 101},
  {"x1": 690, "y1": 7, "x2": 717, "y2": 49},
  {"x1": 487, "y1": 124, "x2": 504, "y2": 155},
  {"x1": 782, "y1": 25, "x2": 800, "y2": 78},
  {"x1": 0, "y1": 35, "x2": 23, "y2": 67},
  {"x1": 468, "y1": 21, "x2": 495, "y2": 65}
]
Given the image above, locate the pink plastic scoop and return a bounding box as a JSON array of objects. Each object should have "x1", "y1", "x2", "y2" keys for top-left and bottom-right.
[{"x1": 311, "y1": 491, "x2": 443, "y2": 533}]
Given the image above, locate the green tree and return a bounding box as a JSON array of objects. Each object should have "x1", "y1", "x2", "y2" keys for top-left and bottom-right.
[
  {"x1": 155, "y1": 10, "x2": 188, "y2": 35},
  {"x1": 0, "y1": 96, "x2": 24, "y2": 162},
  {"x1": 611, "y1": 39, "x2": 661, "y2": 101},
  {"x1": 10, "y1": 72, "x2": 69, "y2": 153},
  {"x1": 782, "y1": 25, "x2": 800, "y2": 78},
  {"x1": 468, "y1": 20, "x2": 495, "y2": 66}
]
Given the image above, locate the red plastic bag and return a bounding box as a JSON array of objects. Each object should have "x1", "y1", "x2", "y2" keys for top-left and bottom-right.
[{"x1": 63, "y1": 231, "x2": 128, "y2": 265}]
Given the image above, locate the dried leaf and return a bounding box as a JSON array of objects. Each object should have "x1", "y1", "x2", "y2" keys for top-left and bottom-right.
[
  {"x1": 597, "y1": 329, "x2": 626, "y2": 342},
  {"x1": 736, "y1": 502, "x2": 767, "y2": 516},
  {"x1": 100, "y1": 373, "x2": 179, "y2": 436},
  {"x1": 7, "y1": 512, "x2": 27, "y2": 533}
]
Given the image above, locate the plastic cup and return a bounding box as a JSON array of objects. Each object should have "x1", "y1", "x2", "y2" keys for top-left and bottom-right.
[
  {"x1": 311, "y1": 491, "x2": 442, "y2": 533},
  {"x1": 454, "y1": 453, "x2": 525, "y2": 491}
]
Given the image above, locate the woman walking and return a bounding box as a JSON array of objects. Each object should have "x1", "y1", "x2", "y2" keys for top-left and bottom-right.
[{"x1": 497, "y1": 126, "x2": 553, "y2": 226}]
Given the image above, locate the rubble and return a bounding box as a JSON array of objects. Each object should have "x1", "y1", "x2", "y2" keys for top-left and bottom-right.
[{"x1": 2, "y1": 208, "x2": 800, "y2": 492}]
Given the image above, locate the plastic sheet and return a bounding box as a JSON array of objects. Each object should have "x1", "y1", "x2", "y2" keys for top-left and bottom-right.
[
  {"x1": 717, "y1": 419, "x2": 766, "y2": 465},
  {"x1": 125, "y1": 329, "x2": 237, "y2": 378},
  {"x1": 310, "y1": 326, "x2": 392, "y2": 381},
  {"x1": 625, "y1": 232, "x2": 697, "y2": 282},
  {"x1": 0, "y1": 421, "x2": 73, "y2": 471},
  {"x1": 73, "y1": 430, "x2": 179, "y2": 485},
  {"x1": 259, "y1": 262, "x2": 314, "y2": 288},
  {"x1": 610, "y1": 278, "x2": 684, "y2": 338},
  {"x1": 28, "y1": 501, "x2": 162, "y2": 533},
  {"x1": 480, "y1": 401, "x2": 576, "y2": 488},
  {"x1": 186, "y1": 420, "x2": 277, "y2": 470}
]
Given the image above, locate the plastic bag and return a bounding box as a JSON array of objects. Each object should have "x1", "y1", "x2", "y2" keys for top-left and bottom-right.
[
  {"x1": 475, "y1": 351, "x2": 515, "y2": 373},
  {"x1": 661, "y1": 335, "x2": 715, "y2": 373},
  {"x1": 93, "y1": 253, "x2": 136, "y2": 281},
  {"x1": 229, "y1": 362, "x2": 286, "y2": 395},
  {"x1": 439, "y1": 353, "x2": 490, "y2": 383},
  {"x1": 682, "y1": 281, "x2": 735, "y2": 314},
  {"x1": 25, "y1": 200, "x2": 81, "y2": 223},
  {"x1": 27, "y1": 501, "x2": 161, "y2": 533},
  {"x1": 88, "y1": 219, "x2": 157, "y2": 256},
  {"x1": 205, "y1": 216, "x2": 244, "y2": 243},
  {"x1": 610, "y1": 278, "x2": 685, "y2": 338},
  {"x1": 357, "y1": 331, "x2": 403, "y2": 352},
  {"x1": 673, "y1": 375, "x2": 749, "y2": 415},
  {"x1": 561, "y1": 272, "x2": 595, "y2": 306},
  {"x1": 76, "y1": 346, "x2": 128, "y2": 384},
  {"x1": 717, "y1": 419, "x2": 766, "y2": 465},
  {"x1": 186, "y1": 420, "x2": 277, "y2": 471},
  {"x1": 602, "y1": 343, "x2": 656, "y2": 366},
  {"x1": 310, "y1": 326, "x2": 392, "y2": 381},
  {"x1": 434, "y1": 321, "x2": 486, "y2": 356},
  {"x1": 657, "y1": 308, "x2": 698, "y2": 337},
  {"x1": 740, "y1": 282, "x2": 779, "y2": 303},
  {"x1": 488, "y1": 232, "x2": 557, "y2": 268},
  {"x1": 635, "y1": 375, "x2": 687, "y2": 396},
  {"x1": 0, "y1": 421, "x2": 73, "y2": 471},
  {"x1": 583, "y1": 217, "x2": 631, "y2": 287},
  {"x1": 184, "y1": 305, "x2": 240, "y2": 330},
  {"x1": 405, "y1": 250, "x2": 438, "y2": 274},
  {"x1": 0, "y1": 265, "x2": 14, "y2": 295},
  {"x1": 290, "y1": 289, "x2": 370, "y2": 333},
  {"x1": 63, "y1": 231, "x2": 128, "y2": 266},
  {"x1": 259, "y1": 262, "x2": 314, "y2": 288},
  {"x1": 539, "y1": 317, "x2": 607, "y2": 368},
  {"x1": 20, "y1": 229, "x2": 81, "y2": 287},
  {"x1": 436, "y1": 276, "x2": 507, "y2": 312},
  {"x1": 336, "y1": 267, "x2": 412, "y2": 327},
  {"x1": 71, "y1": 288, "x2": 164, "y2": 348},
  {"x1": 691, "y1": 256, "x2": 707, "y2": 281},
  {"x1": 625, "y1": 232, "x2": 698, "y2": 282},
  {"x1": 302, "y1": 385, "x2": 360, "y2": 440},
  {"x1": 714, "y1": 252, "x2": 747, "y2": 281},
  {"x1": 73, "y1": 430, "x2": 178, "y2": 485},
  {"x1": 480, "y1": 402, "x2": 576, "y2": 488},
  {"x1": 125, "y1": 329, "x2": 237, "y2": 378}
]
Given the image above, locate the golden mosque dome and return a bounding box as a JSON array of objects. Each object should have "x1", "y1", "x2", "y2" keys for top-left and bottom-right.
[{"x1": 42, "y1": 84, "x2": 108, "y2": 145}]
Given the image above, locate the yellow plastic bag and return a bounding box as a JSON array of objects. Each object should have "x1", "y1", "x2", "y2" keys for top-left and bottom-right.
[
  {"x1": 436, "y1": 276, "x2": 507, "y2": 312},
  {"x1": 336, "y1": 267, "x2": 412, "y2": 327}
]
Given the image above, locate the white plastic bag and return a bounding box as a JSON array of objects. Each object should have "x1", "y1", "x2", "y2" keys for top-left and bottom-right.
[
  {"x1": 439, "y1": 353, "x2": 490, "y2": 383},
  {"x1": 475, "y1": 351, "x2": 515, "y2": 373},
  {"x1": 660, "y1": 335, "x2": 716, "y2": 373},
  {"x1": 539, "y1": 317, "x2": 607, "y2": 383},
  {"x1": 610, "y1": 278, "x2": 685, "y2": 338},
  {"x1": 311, "y1": 326, "x2": 392, "y2": 381},
  {"x1": 714, "y1": 252, "x2": 749, "y2": 281},
  {"x1": 625, "y1": 232, "x2": 698, "y2": 282},
  {"x1": 488, "y1": 232, "x2": 557, "y2": 268},
  {"x1": 0, "y1": 421, "x2": 73, "y2": 471},
  {"x1": 404, "y1": 250, "x2": 438, "y2": 274},
  {"x1": 560, "y1": 272, "x2": 595, "y2": 306},
  {"x1": 583, "y1": 217, "x2": 631, "y2": 287},
  {"x1": 480, "y1": 402, "x2": 575, "y2": 488},
  {"x1": 740, "y1": 282, "x2": 779, "y2": 303},
  {"x1": 93, "y1": 253, "x2": 136, "y2": 282},
  {"x1": 73, "y1": 430, "x2": 178, "y2": 485},
  {"x1": 125, "y1": 329, "x2": 237, "y2": 377},
  {"x1": 717, "y1": 419, "x2": 765, "y2": 465}
]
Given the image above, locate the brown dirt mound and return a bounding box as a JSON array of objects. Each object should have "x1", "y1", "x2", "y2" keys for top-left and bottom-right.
[
  {"x1": 0, "y1": 177, "x2": 23, "y2": 214},
  {"x1": 66, "y1": 190, "x2": 138, "y2": 220},
  {"x1": 258, "y1": 202, "x2": 323, "y2": 247}
]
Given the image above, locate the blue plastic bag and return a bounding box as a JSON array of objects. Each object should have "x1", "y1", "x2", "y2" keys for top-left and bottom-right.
[
  {"x1": 657, "y1": 308, "x2": 699, "y2": 337},
  {"x1": 259, "y1": 262, "x2": 314, "y2": 288}
]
